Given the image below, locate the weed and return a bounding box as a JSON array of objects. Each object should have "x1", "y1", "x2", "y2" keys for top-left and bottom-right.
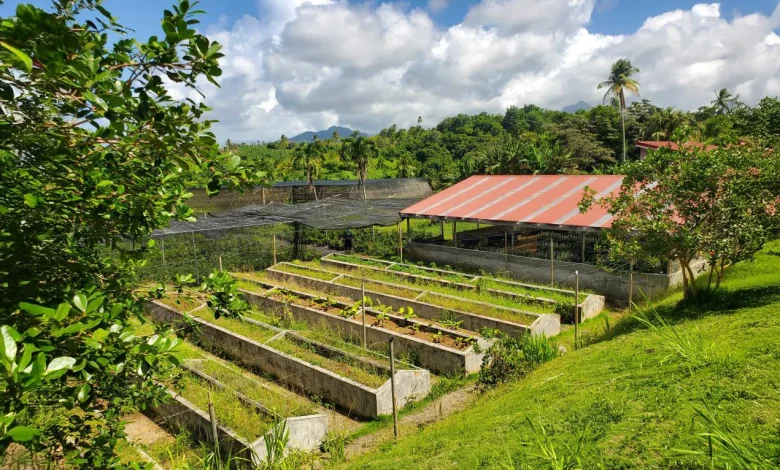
[
  {"x1": 525, "y1": 417, "x2": 589, "y2": 470},
  {"x1": 321, "y1": 432, "x2": 349, "y2": 463},
  {"x1": 633, "y1": 305, "x2": 718, "y2": 369},
  {"x1": 479, "y1": 333, "x2": 558, "y2": 386}
]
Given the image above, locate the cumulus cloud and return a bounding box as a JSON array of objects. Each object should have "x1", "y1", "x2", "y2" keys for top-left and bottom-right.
[{"x1": 193, "y1": 1, "x2": 780, "y2": 142}]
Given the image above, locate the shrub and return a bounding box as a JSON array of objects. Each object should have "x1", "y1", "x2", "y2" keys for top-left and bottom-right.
[{"x1": 478, "y1": 332, "x2": 558, "y2": 386}]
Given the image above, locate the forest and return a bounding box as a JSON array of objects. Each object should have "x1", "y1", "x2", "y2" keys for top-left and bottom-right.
[{"x1": 222, "y1": 93, "x2": 780, "y2": 190}]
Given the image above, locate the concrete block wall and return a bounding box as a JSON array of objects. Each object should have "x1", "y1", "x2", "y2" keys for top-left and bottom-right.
[
  {"x1": 406, "y1": 242, "x2": 709, "y2": 304},
  {"x1": 144, "y1": 301, "x2": 430, "y2": 419},
  {"x1": 253, "y1": 269, "x2": 540, "y2": 337},
  {"x1": 242, "y1": 286, "x2": 485, "y2": 375}
]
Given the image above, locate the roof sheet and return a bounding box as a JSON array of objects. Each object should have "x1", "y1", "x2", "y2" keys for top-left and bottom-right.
[
  {"x1": 636, "y1": 140, "x2": 718, "y2": 151},
  {"x1": 400, "y1": 175, "x2": 625, "y2": 230}
]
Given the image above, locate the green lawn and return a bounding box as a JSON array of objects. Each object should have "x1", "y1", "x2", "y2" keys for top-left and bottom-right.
[{"x1": 346, "y1": 241, "x2": 780, "y2": 469}]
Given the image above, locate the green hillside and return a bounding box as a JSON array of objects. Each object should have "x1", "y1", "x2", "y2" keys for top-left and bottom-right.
[{"x1": 347, "y1": 242, "x2": 780, "y2": 469}]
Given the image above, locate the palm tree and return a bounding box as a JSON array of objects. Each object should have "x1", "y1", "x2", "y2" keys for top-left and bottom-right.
[
  {"x1": 293, "y1": 136, "x2": 323, "y2": 200},
  {"x1": 340, "y1": 133, "x2": 377, "y2": 200},
  {"x1": 331, "y1": 130, "x2": 341, "y2": 142},
  {"x1": 711, "y1": 88, "x2": 738, "y2": 115},
  {"x1": 645, "y1": 107, "x2": 687, "y2": 141},
  {"x1": 599, "y1": 59, "x2": 640, "y2": 162},
  {"x1": 279, "y1": 134, "x2": 289, "y2": 149},
  {"x1": 396, "y1": 152, "x2": 418, "y2": 178}
]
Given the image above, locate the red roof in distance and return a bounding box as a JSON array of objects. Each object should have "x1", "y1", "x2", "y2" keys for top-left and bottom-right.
[
  {"x1": 400, "y1": 175, "x2": 625, "y2": 230},
  {"x1": 636, "y1": 140, "x2": 718, "y2": 152}
]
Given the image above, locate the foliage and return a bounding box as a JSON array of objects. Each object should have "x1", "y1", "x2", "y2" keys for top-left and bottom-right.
[
  {"x1": 587, "y1": 142, "x2": 780, "y2": 298},
  {"x1": 477, "y1": 332, "x2": 558, "y2": 386},
  {"x1": 0, "y1": 0, "x2": 254, "y2": 466}
]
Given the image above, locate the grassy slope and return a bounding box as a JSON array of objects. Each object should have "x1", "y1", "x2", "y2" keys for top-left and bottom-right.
[{"x1": 347, "y1": 242, "x2": 780, "y2": 469}]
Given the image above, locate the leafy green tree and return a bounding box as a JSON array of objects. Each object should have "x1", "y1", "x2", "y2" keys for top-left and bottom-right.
[
  {"x1": 395, "y1": 152, "x2": 418, "y2": 178},
  {"x1": 598, "y1": 59, "x2": 641, "y2": 162},
  {"x1": 0, "y1": 1, "x2": 252, "y2": 465},
  {"x1": 294, "y1": 136, "x2": 324, "y2": 199},
  {"x1": 586, "y1": 144, "x2": 780, "y2": 298}
]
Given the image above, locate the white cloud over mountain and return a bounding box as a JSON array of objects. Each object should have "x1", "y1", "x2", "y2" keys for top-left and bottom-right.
[{"x1": 195, "y1": 0, "x2": 780, "y2": 142}]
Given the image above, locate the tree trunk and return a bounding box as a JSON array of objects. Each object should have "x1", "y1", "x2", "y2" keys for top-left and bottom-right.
[
  {"x1": 707, "y1": 259, "x2": 715, "y2": 291},
  {"x1": 621, "y1": 102, "x2": 627, "y2": 163},
  {"x1": 680, "y1": 258, "x2": 691, "y2": 298},
  {"x1": 685, "y1": 260, "x2": 698, "y2": 297}
]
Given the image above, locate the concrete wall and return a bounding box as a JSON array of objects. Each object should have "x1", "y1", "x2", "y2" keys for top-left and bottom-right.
[
  {"x1": 406, "y1": 242, "x2": 709, "y2": 304},
  {"x1": 146, "y1": 392, "x2": 255, "y2": 462},
  {"x1": 259, "y1": 269, "x2": 536, "y2": 339},
  {"x1": 242, "y1": 286, "x2": 484, "y2": 375},
  {"x1": 145, "y1": 301, "x2": 429, "y2": 419}
]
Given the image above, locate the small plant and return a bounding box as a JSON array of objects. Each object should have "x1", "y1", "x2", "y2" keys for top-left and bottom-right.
[
  {"x1": 375, "y1": 311, "x2": 390, "y2": 327},
  {"x1": 340, "y1": 304, "x2": 361, "y2": 319},
  {"x1": 399, "y1": 306, "x2": 416, "y2": 320},
  {"x1": 200, "y1": 270, "x2": 249, "y2": 319},
  {"x1": 432, "y1": 330, "x2": 444, "y2": 343},
  {"x1": 454, "y1": 336, "x2": 476, "y2": 349},
  {"x1": 321, "y1": 432, "x2": 349, "y2": 463},
  {"x1": 478, "y1": 332, "x2": 558, "y2": 386},
  {"x1": 264, "y1": 418, "x2": 290, "y2": 467},
  {"x1": 439, "y1": 310, "x2": 463, "y2": 330},
  {"x1": 409, "y1": 323, "x2": 420, "y2": 335}
]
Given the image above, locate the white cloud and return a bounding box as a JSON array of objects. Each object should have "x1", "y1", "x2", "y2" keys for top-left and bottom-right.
[
  {"x1": 428, "y1": 0, "x2": 448, "y2": 12},
  {"x1": 190, "y1": 1, "x2": 780, "y2": 142}
]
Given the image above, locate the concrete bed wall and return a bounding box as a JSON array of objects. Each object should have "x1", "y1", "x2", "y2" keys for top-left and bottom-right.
[
  {"x1": 145, "y1": 301, "x2": 429, "y2": 419},
  {"x1": 242, "y1": 286, "x2": 484, "y2": 375},
  {"x1": 257, "y1": 268, "x2": 537, "y2": 339},
  {"x1": 406, "y1": 242, "x2": 709, "y2": 303}
]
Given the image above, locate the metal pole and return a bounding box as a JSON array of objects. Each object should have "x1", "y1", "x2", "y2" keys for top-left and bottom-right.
[
  {"x1": 218, "y1": 255, "x2": 223, "y2": 272},
  {"x1": 511, "y1": 226, "x2": 515, "y2": 254},
  {"x1": 629, "y1": 260, "x2": 634, "y2": 312},
  {"x1": 389, "y1": 337, "x2": 398, "y2": 440},
  {"x1": 550, "y1": 238, "x2": 554, "y2": 286},
  {"x1": 581, "y1": 232, "x2": 586, "y2": 263},
  {"x1": 208, "y1": 391, "x2": 219, "y2": 450},
  {"x1": 362, "y1": 275, "x2": 367, "y2": 348},
  {"x1": 504, "y1": 229, "x2": 508, "y2": 262},
  {"x1": 273, "y1": 233, "x2": 277, "y2": 265},
  {"x1": 406, "y1": 217, "x2": 410, "y2": 233},
  {"x1": 398, "y1": 223, "x2": 403, "y2": 262},
  {"x1": 191, "y1": 231, "x2": 200, "y2": 282},
  {"x1": 574, "y1": 271, "x2": 580, "y2": 349},
  {"x1": 452, "y1": 221, "x2": 457, "y2": 248}
]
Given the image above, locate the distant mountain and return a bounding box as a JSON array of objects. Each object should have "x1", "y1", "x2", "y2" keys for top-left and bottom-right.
[
  {"x1": 289, "y1": 126, "x2": 368, "y2": 142},
  {"x1": 563, "y1": 101, "x2": 593, "y2": 113}
]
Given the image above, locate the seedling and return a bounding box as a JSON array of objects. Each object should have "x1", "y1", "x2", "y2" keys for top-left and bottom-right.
[
  {"x1": 399, "y1": 306, "x2": 416, "y2": 321},
  {"x1": 432, "y1": 331, "x2": 443, "y2": 343},
  {"x1": 375, "y1": 311, "x2": 389, "y2": 327},
  {"x1": 409, "y1": 323, "x2": 420, "y2": 335}
]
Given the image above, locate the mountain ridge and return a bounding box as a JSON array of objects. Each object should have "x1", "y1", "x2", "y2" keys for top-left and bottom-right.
[{"x1": 290, "y1": 126, "x2": 368, "y2": 142}]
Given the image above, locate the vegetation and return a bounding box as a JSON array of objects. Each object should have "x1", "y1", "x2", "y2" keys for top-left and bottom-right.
[
  {"x1": 0, "y1": 1, "x2": 258, "y2": 466},
  {"x1": 598, "y1": 59, "x2": 641, "y2": 162},
  {"x1": 346, "y1": 241, "x2": 780, "y2": 469}
]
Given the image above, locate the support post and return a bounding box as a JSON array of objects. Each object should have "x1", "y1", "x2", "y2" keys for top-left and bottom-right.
[
  {"x1": 398, "y1": 223, "x2": 403, "y2": 262},
  {"x1": 504, "y1": 229, "x2": 509, "y2": 262},
  {"x1": 406, "y1": 217, "x2": 410, "y2": 233},
  {"x1": 191, "y1": 232, "x2": 200, "y2": 283},
  {"x1": 511, "y1": 226, "x2": 515, "y2": 254},
  {"x1": 161, "y1": 236, "x2": 167, "y2": 279},
  {"x1": 629, "y1": 260, "x2": 634, "y2": 312},
  {"x1": 218, "y1": 255, "x2": 223, "y2": 272},
  {"x1": 452, "y1": 221, "x2": 457, "y2": 248},
  {"x1": 362, "y1": 275, "x2": 367, "y2": 348},
  {"x1": 273, "y1": 233, "x2": 277, "y2": 265},
  {"x1": 440, "y1": 220, "x2": 444, "y2": 240},
  {"x1": 208, "y1": 391, "x2": 219, "y2": 451},
  {"x1": 389, "y1": 337, "x2": 398, "y2": 440},
  {"x1": 581, "y1": 232, "x2": 586, "y2": 263},
  {"x1": 550, "y1": 238, "x2": 554, "y2": 286},
  {"x1": 574, "y1": 271, "x2": 580, "y2": 349}
]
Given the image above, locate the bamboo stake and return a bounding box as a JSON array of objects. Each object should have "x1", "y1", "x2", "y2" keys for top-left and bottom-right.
[{"x1": 389, "y1": 337, "x2": 398, "y2": 440}]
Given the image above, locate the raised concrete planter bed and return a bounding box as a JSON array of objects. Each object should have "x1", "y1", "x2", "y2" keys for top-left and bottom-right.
[
  {"x1": 239, "y1": 279, "x2": 490, "y2": 375},
  {"x1": 320, "y1": 254, "x2": 604, "y2": 321},
  {"x1": 145, "y1": 301, "x2": 430, "y2": 419},
  {"x1": 243, "y1": 266, "x2": 559, "y2": 338}
]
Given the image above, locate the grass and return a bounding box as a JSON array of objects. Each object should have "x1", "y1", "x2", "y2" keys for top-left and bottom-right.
[
  {"x1": 479, "y1": 277, "x2": 588, "y2": 304},
  {"x1": 346, "y1": 241, "x2": 780, "y2": 469},
  {"x1": 267, "y1": 335, "x2": 390, "y2": 389},
  {"x1": 275, "y1": 262, "x2": 340, "y2": 281},
  {"x1": 177, "y1": 373, "x2": 274, "y2": 441},
  {"x1": 388, "y1": 263, "x2": 474, "y2": 284},
  {"x1": 188, "y1": 307, "x2": 279, "y2": 344},
  {"x1": 187, "y1": 358, "x2": 317, "y2": 418},
  {"x1": 331, "y1": 253, "x2": 391, "y2": 268}
]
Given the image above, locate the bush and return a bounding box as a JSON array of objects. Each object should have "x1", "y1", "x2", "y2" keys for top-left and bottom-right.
[{"x1": 478, "y1": 332, "x2": 558, "y2": 386}]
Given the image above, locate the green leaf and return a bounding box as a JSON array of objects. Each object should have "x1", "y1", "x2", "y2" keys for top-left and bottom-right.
[
  {"x1": 54, "y1": 303, "x2": 70, "y2": 321},
  {"x1": 19, "y1": 302, "x2": 55, "y2": 318},
  {"x1": 23, "y1": 193, "x2": 37, "y2": 208},
  {"x1": 76, "y1": 383, "x2": 91, "y2": 403},
  {"x1": 6, "y1": 426, "x2": 40, "y2": 442},
  {"x1": 44, "y1": 356, "x2": 76, "y2": 379},
  {"x1": 147, "y1": 239, "x2": 156, "y2": 248},
  {"x1": 1, "y1": 326, "x2": 18, "y2": 363},
  {"x1": 73, "y1": 294, "x2": 88, "y2": 313},
  {"x1": 86, "y1": 296, "x2": 104, "y2": 313},
  {"x1": 0, "y1": 41, "x2": 32, "y2": 73}
]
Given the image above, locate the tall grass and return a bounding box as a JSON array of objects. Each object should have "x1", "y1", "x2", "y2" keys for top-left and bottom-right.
[{"x1": 632, "y1": 305, "x2": 718, "y2": 369}]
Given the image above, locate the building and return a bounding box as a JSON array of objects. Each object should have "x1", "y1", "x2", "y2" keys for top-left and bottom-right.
[{"x1": 636, "y1": 140, "x2": 718, "y2": 160}]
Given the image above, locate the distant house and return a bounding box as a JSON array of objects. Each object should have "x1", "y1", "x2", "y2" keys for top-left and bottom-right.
[{"x1": 636, "y1": 141, "x2": 718, "y2": 160}]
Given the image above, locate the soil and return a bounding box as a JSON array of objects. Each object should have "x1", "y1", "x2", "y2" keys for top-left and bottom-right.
[
  {"x1": 343, "y1": 383, "x2": 480, "y2": 459},
  {"x1": 124, "y1": 413, "x2": 173, "y2": 446}
]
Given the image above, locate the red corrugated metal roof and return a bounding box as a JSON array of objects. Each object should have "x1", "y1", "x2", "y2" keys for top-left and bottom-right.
[
  {"x1": 636, "y1": 140, "x2": 719, "y2": 152},
  {"x1": 400, "y1": 175, "x2": 625, "y2": 229}
]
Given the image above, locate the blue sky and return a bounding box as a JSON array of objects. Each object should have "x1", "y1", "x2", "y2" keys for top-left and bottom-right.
[
  {"x1": 3, "y1": 0, "x2": 776, "y2": 41},
  {"x1": 3, "y1": 1, "x2": 780, "y2": 142}
]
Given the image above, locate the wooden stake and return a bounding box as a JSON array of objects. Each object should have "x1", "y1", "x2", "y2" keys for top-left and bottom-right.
[
  {"x1": 362, "y1": 275, "x2": 367, "y2": 348},
  {"x1": 218, "y1": 255, "x2": 223, "y2": 272},
  {"x1": 208, "y1": 391, "x2": 219, "y2": 450},
  {"x1": 452, "y1": 221, "x2": 457, "y2": 248},
  {"x1": 273, "y1": 233, "x2": 277, "y2": 265},
  {"x1": 550, "y1": 239, "x2": 555, "y2": 286},
  {"x1": 581, "y1": 232, "x2": 586, "y2": 263},
  {"x1": 398, "y1": 223, "x2": 403, "y2": 262},
  {"x1": 504, "y1": 229, "x2": 509, "y2": 262},
  {"x1": 629, "y1": 260, "x2": 634, "y2": 312},
  {"x1": 389, "y1": 337, "x2": 398, "y2": 440},
  {"x1": 574, "y1": 271, "x2": 580, "y2": 349}
]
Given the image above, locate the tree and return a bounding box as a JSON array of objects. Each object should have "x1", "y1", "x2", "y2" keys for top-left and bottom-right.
[
  {"x1": 396, "y1": 152, "x2": 418, "y2": 178},
  {"x1": 585, "y1": 144, "x2": 780, "y2": 298},
  {"x1": 0, "y1": 1, "x2": 252, "y2": 465},
  {"x1": 279, "y1": 134, "x2": 290, "y2": 149},
  {"x1": 340, "y1": 133, "x2": 377, "y2": 199},
  {"x1": 598, "y1": 59, "x2": 641, "y2": 162},
  {"x1": 711, "y1": 88, "x2": 738, "y2": 115},
  {"x1": 294, "y1": 136, "x2": 324, "y2": 199}
]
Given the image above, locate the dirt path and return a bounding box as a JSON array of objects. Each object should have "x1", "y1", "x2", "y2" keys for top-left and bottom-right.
[{"x1": 344, "y1": 383, "x2": 479, "y2": 459}]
